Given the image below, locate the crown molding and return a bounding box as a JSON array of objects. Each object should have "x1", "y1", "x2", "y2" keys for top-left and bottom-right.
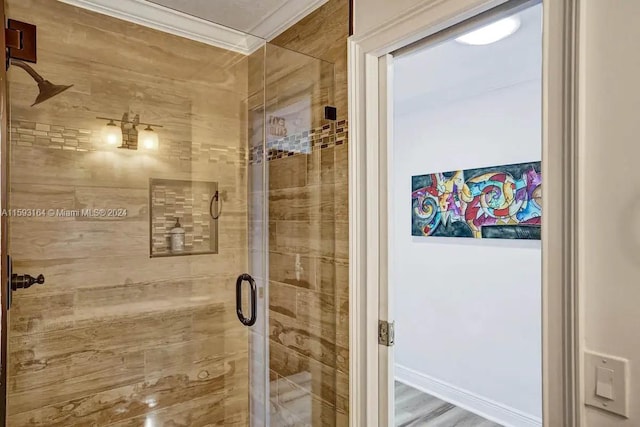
[
  {"x1": 250, "y1": 0, "x2": 329, "y2": 40},
  {"x1": 57, "y1": 0, "x2": 263, "y2": 55}
]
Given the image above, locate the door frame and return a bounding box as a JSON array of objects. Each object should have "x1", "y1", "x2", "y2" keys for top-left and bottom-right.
[{"x1": 347, "y1": 0, "x2": 582, "y2": 425}]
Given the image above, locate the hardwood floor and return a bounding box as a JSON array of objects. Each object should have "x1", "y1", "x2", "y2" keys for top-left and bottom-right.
[{"x1": 395, "y1": 382, "x2": 503, "y2": 427}]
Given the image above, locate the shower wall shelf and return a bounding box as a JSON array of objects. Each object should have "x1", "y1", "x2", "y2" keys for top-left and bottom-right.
[{"x1": 149, "y1": 178, "x2": 219, "y2": 258}]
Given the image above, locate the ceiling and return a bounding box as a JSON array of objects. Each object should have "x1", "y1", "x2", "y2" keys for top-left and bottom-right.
[
  {"x1": 394, "y1": 3, "x2": 542, "y2": 114},
  {"x1": 58, "y1": 0, "x2": 327, "y2": 54},
  {"x1": 146, "y1": 0, "x2": 327, "y2": 39}
]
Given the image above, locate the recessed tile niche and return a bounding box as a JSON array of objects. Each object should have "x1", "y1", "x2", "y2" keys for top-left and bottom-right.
[{"x1": 149, "y1": 178, "x2": 219, "y2": 257}]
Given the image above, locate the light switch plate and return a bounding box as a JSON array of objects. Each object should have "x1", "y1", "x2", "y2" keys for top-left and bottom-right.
[{"x1": 585, "y1": 351, "x2": 629, "y2": 417}]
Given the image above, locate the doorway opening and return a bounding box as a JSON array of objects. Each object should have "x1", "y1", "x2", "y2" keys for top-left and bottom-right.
[{"x1": 391, "y1": 2, "x2": 542, "y2": 426}]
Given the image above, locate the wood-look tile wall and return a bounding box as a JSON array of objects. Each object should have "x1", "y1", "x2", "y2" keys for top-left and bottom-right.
[
  {"x1": 271, "y1": 0, "x2": 349, "y2": 119},
  {"x1": 268, "y1": 1, "x2": 350, "y2": 425},
  {"x1": 5, "y1": 0, "x2": 252, "y2": 425}
]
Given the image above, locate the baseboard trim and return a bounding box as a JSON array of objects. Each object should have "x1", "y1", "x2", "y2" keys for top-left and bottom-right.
[{"x1": 395, "y1": 365, "x2": 542, "y2": 427}]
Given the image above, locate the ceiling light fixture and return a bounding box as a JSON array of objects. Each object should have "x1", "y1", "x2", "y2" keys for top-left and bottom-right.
[{"x1": 455, "y1": 16, "x2": 521, "y2": 46}]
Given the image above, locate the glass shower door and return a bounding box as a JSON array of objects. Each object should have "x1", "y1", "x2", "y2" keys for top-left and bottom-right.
[
  {"x1": 4, "y1": 0, "x2": 266, "y2": 425},
  {"x1": 264, "y1": 44, "x2": 349, "y2": 426}
]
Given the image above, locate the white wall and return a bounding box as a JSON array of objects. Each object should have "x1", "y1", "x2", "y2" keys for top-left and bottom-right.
[
  {"x1": 354, "y1": 0, "x2": 423, "y2": 35},
  {"x1": 392, "y1": 65, "x2": 542, "y2": 425},
  {"x1": 581, "y1": 0, "x2": 640, "y2": 425}
]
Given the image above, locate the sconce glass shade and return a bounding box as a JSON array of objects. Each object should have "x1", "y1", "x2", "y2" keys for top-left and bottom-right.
[
  {"x1": 103, "y1": 120, "x2": 122, "y2": 146},
  {"x1": 138, "y1": 125, "x2": 159, "y2": 150}
]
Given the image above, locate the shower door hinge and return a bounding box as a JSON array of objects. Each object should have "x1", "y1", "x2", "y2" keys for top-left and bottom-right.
[
  {"x1": 5, "y1": 19, "x2": 37, "y2": 64},
  {"x1": 378, "y1": 320, "x2": 395, "y2": 347}
]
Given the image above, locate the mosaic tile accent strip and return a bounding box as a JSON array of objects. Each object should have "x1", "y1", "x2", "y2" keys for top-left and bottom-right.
[
  {"x1": 11, "y1": 120, "x2": 247, "y2": 165},
  {"x1": 149, "y1": 178, "x2": 218, "y2": 256},
  {"x1": 11, "y1": 119, "x2": 346, "y2": 165},
  {"x1": 249, "y1": 119, "x2": 348, "y2": 164}
]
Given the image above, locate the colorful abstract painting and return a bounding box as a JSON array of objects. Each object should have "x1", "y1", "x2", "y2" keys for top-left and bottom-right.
[{"x1": 411, "y1": 162, "x2": 541, "y2": 239}]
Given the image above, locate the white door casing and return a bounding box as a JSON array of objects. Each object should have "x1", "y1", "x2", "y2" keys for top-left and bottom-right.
[{"x1": 348, "y1": 0, "x2": 581, "y2": 426}]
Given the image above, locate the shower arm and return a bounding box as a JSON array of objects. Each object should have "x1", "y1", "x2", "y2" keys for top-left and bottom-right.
[{"x1": 10, "y1": 59, "x2": 45, "y2": 84}]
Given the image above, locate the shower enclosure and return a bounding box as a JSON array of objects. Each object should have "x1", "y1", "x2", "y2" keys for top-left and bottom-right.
[{"x1": 0, "y1": 0, "x2": 347, "y2": 426}]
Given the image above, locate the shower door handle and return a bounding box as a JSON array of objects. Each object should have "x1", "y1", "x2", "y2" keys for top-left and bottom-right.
[{"x1": 236, "y1": 273, "x2": 257, "y2": 326}]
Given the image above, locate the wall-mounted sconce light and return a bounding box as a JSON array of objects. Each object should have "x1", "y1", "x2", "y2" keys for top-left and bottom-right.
[
  {"x1": 138, "y1": 125, "x2": 159, "y2": 151},
  {"x1": 97, "y1": 113, "x2": 162, "y2": 150},
  {"x1": 103, "y1": 119, "x2": 123, "y2": 146}
]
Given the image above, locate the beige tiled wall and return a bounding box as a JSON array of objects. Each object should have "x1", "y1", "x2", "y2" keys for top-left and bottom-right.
[{"x1": 271, "y1": 0, "x2": 349, "y2": 119}]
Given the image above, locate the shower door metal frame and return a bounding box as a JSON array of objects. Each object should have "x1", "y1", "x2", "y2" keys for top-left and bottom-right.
[{"x1": 0, "y1": 0, "x2": 9, "y2": 422}]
